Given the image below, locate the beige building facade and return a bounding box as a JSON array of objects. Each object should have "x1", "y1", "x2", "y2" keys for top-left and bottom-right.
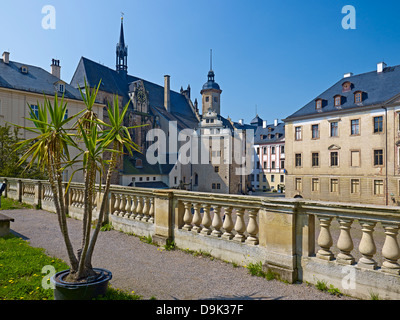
[{"x1": 284, "y1": 62, "x2": 400, "y2": 205}]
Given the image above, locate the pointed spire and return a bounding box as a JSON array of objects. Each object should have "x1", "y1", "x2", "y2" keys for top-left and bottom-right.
[
  {"x1": 119, "y1": 14, "x2": 125, "y2": 47},
  {"x1": 116, "y1": 14, "x2": 128, "y2": 75}
]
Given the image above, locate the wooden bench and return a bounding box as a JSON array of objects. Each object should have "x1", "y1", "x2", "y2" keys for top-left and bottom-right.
[{"x1": 0, "y1": 213, "x2": 14, "y2": 237}]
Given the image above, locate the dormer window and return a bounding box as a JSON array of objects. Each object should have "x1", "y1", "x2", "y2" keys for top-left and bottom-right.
[
  {"x1": 58, "y1": 83, "x2": 65, "y2": 93},
  {"x1": 354, "y1": 91, "x2": 363, "y2": 103},
  {"x1": 20, "y1": 66, "x2": 28, "y2": 74},
  {"x1": 315, "y1": 99, "x2": 326, "y2": 111},
  {"x1": 135, "y1": 159, "x2": 143, "y2": 168},
  {"x1": 342, "y1": 81, "x2": 353, "y2": 93},
  {"x1": 334, "y1": 95, "x2": 342, "y2": 107},
  {"x1": 316, "y1": 99, "x2": 322, "y2": 110}
]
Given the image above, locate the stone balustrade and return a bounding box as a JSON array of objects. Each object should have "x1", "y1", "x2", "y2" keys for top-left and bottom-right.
[{"x1": 2, "y1": 176, "x2": 400, "y2": 300}]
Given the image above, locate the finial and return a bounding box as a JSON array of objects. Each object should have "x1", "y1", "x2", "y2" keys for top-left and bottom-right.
[
  {"x1": 210, "y1": 49, "x2": 213, "y2": 71},
  {"x1": 121, "y1": 12, "x2": 124, "y2": 21}
]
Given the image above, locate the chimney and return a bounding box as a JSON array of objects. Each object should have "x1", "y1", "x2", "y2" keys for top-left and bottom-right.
[
  {"x1": 2, "y1": 52, "x2": 9, "y2": 64},
  {"x1": 262, "y1": 120, "x2": 267, "y2": 128},
  {"x1": 164, "y1": 75, "x2": 171, "y2": 112},
  {"x1": 274, "y1": 119, "x2": 278, "y2": 127},
  {"x1": 377, "y1": 62, "x2": 387, "y2": 73},
  {"x1": 51, "y1": 59, "x2": 61, "y2": 78},
  {"x1": 343, "y1": 72, "x2": 353, "y2": 78}
]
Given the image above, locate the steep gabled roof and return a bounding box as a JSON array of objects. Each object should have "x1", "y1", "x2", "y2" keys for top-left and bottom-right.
[{"x1": 284, "y1": 64, "x2": 400, "y2": 121}]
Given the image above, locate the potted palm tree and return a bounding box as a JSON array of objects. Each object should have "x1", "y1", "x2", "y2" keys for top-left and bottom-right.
[{"x1": 16, "y1": 80, "x2": 139, "y2": 299}]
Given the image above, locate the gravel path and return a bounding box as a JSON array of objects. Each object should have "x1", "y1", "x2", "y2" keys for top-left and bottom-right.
[{"x1": 4, "y1": 209, "x2": 355, "y2": 300}]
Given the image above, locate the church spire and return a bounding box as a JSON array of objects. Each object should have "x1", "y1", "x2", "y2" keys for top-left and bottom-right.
[{"x1": 116, "y1": 15, "x2": 128, "y2": 76}]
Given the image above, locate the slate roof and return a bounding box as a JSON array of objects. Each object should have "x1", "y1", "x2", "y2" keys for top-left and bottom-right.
[
  {"x1": 254, "y1": 122, "x2": 285, "y2": 144},
  {"x1": 123, "y1": 151, "x2": 176, "y2": 176},
  {"x1": 0, "y1": 58, "x2": 83, "y2": 100},
  {"x1": 70, "y1": 57, "x2": 198, "y2": 123},
  {"x1": 284, "y1": 64, "x2": 400, "y2": 121}
]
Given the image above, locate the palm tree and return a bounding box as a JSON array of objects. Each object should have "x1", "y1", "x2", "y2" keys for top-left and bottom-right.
[{"x1": 16, "y1": 80, "x2": 140, "y2": 282}]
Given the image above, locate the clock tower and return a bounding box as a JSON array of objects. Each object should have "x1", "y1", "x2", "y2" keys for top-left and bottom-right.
[{"x1": 200, "y1": 50, "x2": 222, "y2": 116}]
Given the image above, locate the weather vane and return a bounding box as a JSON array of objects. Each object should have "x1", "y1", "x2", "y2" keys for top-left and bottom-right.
[{"x1": 121, "y1": 12, "x2": 124, "y2": 20}]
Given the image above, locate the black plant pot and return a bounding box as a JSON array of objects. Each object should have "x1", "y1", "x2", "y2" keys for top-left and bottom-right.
[{"x1": 51, "y1": 268, "x2": 112, "y2": 300}]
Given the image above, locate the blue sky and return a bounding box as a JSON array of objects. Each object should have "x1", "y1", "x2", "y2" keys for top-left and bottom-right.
[{"x1": 2, "y1": 0, "x2": 400, "y2": 124}]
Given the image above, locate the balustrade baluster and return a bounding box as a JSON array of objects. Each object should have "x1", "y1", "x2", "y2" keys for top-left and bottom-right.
[
  {"x1": 135, "y1": 196, "x2": 143, "y2": 221},
  {"x1": 201, "y1": 204, "x2": 212, "y2": 235},
  {"x1": 113, "y1": 193, "x2": 120, "y2": 216},
  {"x1": 148, "y1": 197, "x2": 154, "y2": 223},
  {"x1": 222, "y1": 207, "x2": 234, "y2": 240},
  {"x1": 123, "y1": 194, "x2": 130, "y2": 217},
  {"x1": 142, "y1": 197, "x2": 149, "y2": 222},
  {"x1": 245, "y1": 209, "x2": 259, "y2": 245},
  {"x1": 129, "y1": 195, "x2": 137, "y2": 219},
  {"x1": 182, "y1": 201, "x2": 193, "y2": 231},
  {"x1": 337, "y1": 218, "x2": 355, "y2": 265},
  {"x1": 382, "y1": 223, "x2": 400, "y2": 274},
  {"x1": 192, "y1": 203, "x2": 202, "y2": 233},
  {"x1": 211, "y1": 205, "x2": 223, "y2": 237},
  {"x1": 233, "y1": 208, "x2": 246, "y2": 242},
  {"x1": 358, "y1": 220, "x2": 377, "y2": 270},
  {"x1": 316, "y1": 216, "x2": 334, "y2": 261}
]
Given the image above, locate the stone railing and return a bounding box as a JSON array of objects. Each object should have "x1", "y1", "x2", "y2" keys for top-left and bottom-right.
[{"x1": 2, "y1": 177, "x2": 400, "y2": 300}]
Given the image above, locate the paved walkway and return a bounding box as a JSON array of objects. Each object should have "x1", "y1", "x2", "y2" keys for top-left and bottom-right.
[{"x1": 4, "y1": 209, "x2": 354, "y2": 300}]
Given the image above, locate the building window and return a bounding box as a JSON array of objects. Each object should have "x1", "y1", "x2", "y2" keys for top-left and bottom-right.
[
  {"x1": 311, "y1": 124, "x2": 319, "y2": 139},
  {"x1": 351, "y1": 150, "x2": 360, "y2": 167},
  {"x1": 212, "y1": 183, "x2": 216, "y2": 189},
  {"x1": 351, "y1": 119, "x2": 360, "y2": 135},
  {"x1": 280, "y1": 160, "x2": 285, "y2": 169},
  {"x1": 295, "y1": 178, "x2": 302, "y2": 191},
  {"x1": 281, "y1": 145, "x2": 285, "y2": 154},
  {"x1": 354, "y1": 92, "x2": 362, "y2": 103},
  {"x1": 312, "y1": 178, "x2": 319, "y2": 192},
  {"x1": 217, "y1": 183, "x2": 221, "y2": 189},
  {"x1": 374, "y1": 116, "x2": 383, "y2": 133},
  {"x1": 312, "y1": 153, "x2": 319, "y2": 167},
  {"x1": 271, "y1": 147, "x2": 275, "y2": 154},
  {"x1": 295, "y1": 154, "x2": 302, "y2": 167},
  {"x1": 280, "y1": 175, "x2": 284, "y2": 183},
  {"x1": 205, "y1": 97, "x2": 209, "y2": 102},
  {"x1": 263, "y1": 175, "x2": 267, "y2": 182},
  {"x1": 30, "y1": 104, "x2": 39, "y2": 118},
  {"x1": 351, "y1": 179, "x2": 360, "y2": 194},
  {"x1": 330, "y1": 179, "x2": 339, "y2": 192},
  {"x1": 214, "y1": 166, "x2": 219, "y2": 173},
  {"x1": 315, "y1": 100, "x2": 322, "y2": 110},
  {"x1": 271, "y1": 175, "x2": 275, "y2": 182},
  {"x1": 174, "y1": 177, "x2": 177, "y2": 184},
  {"x1": 271, "y1": 161, "x2": 276, "y2": 169},
  {"x1": 295, "y1": 126, "x2": 302, "y2": 141},
  {"x1": 263, "y1": 161, "x2": 267, "y2": 169},
  {"x1": 374, "y1": 180, "x2": 384, "y2": 195},
  {"x1": 330, "y1": 152, "x2": 339, "y2": 167},
  {"x1": 330, "y1": 121, "x2": 338, "y2": 137},
  {"x1": 263, "y1": 147, "x2": 267, "y2": 154},
  {"x1": 374, "y1": 149, "x2": 384, "y2": 166},
  {"x1": 334, "y1": 96, "x2": 342, "y2": 107}
]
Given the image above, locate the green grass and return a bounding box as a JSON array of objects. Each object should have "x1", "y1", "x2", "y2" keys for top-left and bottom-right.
[
  {"x1": 0, "y1": 196, "x2": 33, "y2": 211},
  {"x1": 246, "y1": 262, "x2": 276, "y2": 281},
  {"x1": 0, "y1": 234, "x2": 69, "y2": 300},
  {"x1": 0, "y1": 234, "x2": 143, "y2": 300}
]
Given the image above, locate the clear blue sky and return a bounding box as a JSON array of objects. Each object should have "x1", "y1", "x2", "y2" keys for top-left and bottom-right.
[{"x1": 2, "y1": 0, "x2": 400, "y2": 124}]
